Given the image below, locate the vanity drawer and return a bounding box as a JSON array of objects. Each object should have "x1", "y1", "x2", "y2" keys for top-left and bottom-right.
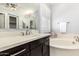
[
  {"x1": 12, "y1": 49, "x2": 30, "y2": 56},
  {"x1": 0, "y1": 43, "x2": 30, "y2": 56}
]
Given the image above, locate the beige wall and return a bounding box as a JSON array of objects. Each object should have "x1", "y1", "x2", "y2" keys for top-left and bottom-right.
[{"x1": 52, "y1": 3, "x2": 79, "y2": 33}]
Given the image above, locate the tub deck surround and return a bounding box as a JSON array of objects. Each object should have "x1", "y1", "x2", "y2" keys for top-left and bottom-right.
[
  {"x1": 50, "y1": 33, "x2": 79, "y2": 49},
  {"x1": 0, "y1": 33, "x2": 50, "y2": 52},
  {"x1": 50, "y1": 38, "x2": 77, "y2": 49},
  {"x1": 50, "y1": 37, "x2": 79, "y2": 49},
  {"x1": 50, "y1": 37, "x2": 79, "y2": 56}
]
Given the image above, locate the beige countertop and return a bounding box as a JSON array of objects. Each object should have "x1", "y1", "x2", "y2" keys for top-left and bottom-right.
[{"x1": 0, "y1": 33, "x2": 50, "y2": 52}]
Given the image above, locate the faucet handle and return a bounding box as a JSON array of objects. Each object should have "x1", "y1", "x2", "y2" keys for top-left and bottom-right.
[
  {"x1": 21, "y1": 32, "x2": 24, "y2": 36},
  {"x1": 75, "y1": 38, "x2": 78, "y2": 42},
  {"x1": 74, "y1": 36, "x2": 79, "y2": 42}
]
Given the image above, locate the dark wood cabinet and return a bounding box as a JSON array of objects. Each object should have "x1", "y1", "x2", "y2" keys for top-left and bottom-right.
[
  {"x1": 30, "y1": 44, "x2": 42, "y2": 56},
  {"x1": 0, "y1": 36, "x2": 50, "y2": 56},
  {"x1": 30, "y1": 39, "x2": 41, "y2": 50}
]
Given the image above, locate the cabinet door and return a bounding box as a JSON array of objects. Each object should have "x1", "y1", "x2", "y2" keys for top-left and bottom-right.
[
  {"x1": 30, "y1": 45, "x2": 42, "y2": 56},
  {"x1": 30, "y1": 39, "x2": 41, "y2": 50},
  {"x1": 43, "y1": 39, "x2": 49, "y2": 56}
]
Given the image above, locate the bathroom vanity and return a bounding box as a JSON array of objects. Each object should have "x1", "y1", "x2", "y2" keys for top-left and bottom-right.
[{"x1": 0, "y1": 34, "x2": 50, "y2": 56}]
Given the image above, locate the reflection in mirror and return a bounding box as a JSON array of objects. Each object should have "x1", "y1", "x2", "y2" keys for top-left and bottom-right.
[
  {"x1": 25, "y1": 12, "x2": 37, "y2": 30},
  {"x1": 9, "y1": 14, "x2": 19, "y2": 29},
  {"x1": 9, "y1": 16, "x2": 16, "y2": 29},
  {"x1": 30, "y1": 20, "x2": 33, "y2": 29},
  {"x1": 0, "y1": 13, "x2": 5, "y2": 29},
  {"x1": 22, "y1": 21, "x2": 26, "y2": 29},
  {"x1": 0, "y1": 3, "x2": 39, "y2": 31},
  {"x1": 30, "y1": 20, "x2": 36, "y2": 29}
]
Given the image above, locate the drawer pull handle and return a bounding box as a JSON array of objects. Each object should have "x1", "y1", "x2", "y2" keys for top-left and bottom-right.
[
  {"x1": 11, "y1": 49, "x2": 26, "y2": 56},
  {"x1": 0, "y1": 52, "x2": 9, "y2": 56}
]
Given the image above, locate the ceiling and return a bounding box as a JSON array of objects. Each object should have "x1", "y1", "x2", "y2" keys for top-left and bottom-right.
[{"x1": 0, "y1": 3, "x2": 39, "y2": 11}]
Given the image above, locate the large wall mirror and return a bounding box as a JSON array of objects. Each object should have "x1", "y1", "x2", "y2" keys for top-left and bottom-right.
[
  {"x1": 0, "y1": 13, "x2": 5, "y2": 29},
  {"x1": 0, "y1": 13, "x2": 37, "y2": 30},
  {"x1": 0, "y1": 12, "x2": 37, "y2": 30},
  {"x1": 0, "y1": 3, "x2": 39, "y2": 31}
]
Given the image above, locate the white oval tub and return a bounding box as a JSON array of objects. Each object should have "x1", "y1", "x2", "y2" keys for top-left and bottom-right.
[{"x1": 50, "y1": 38, "x2": 79, "y2": 56}]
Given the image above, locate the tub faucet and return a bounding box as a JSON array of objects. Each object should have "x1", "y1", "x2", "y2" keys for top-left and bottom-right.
[{"x1": 74, "y1": 36, "x2": 79, "y2": 42}]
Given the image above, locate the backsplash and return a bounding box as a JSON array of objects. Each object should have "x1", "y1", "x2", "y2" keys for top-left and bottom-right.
[{"x1": 0, "y1": 29, "x2": 39, "y2": 37}]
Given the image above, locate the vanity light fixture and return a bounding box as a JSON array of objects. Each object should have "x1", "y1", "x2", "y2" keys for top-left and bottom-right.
[
  {"x1": 5, "y1": 3, "x2": 17, "y2": 11},
  {"x1": 25, "y1": 10, "x2": 34, "y2": 16}
]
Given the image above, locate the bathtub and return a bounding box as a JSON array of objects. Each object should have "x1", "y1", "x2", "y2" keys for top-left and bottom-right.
[{"x1": 50, "y1": 37, "x2": 79, "y2": 56}]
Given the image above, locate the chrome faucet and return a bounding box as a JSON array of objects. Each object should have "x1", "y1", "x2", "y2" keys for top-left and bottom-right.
[
  {"x1": 26, "y1": 26, "x2": 30, "y2": 35},
  {"x1": 26, "y1": 30, "x2": 30, "y2": 35},
  {"x1": 21, "y1": 32, "x2": 25, "y2": 36}
]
